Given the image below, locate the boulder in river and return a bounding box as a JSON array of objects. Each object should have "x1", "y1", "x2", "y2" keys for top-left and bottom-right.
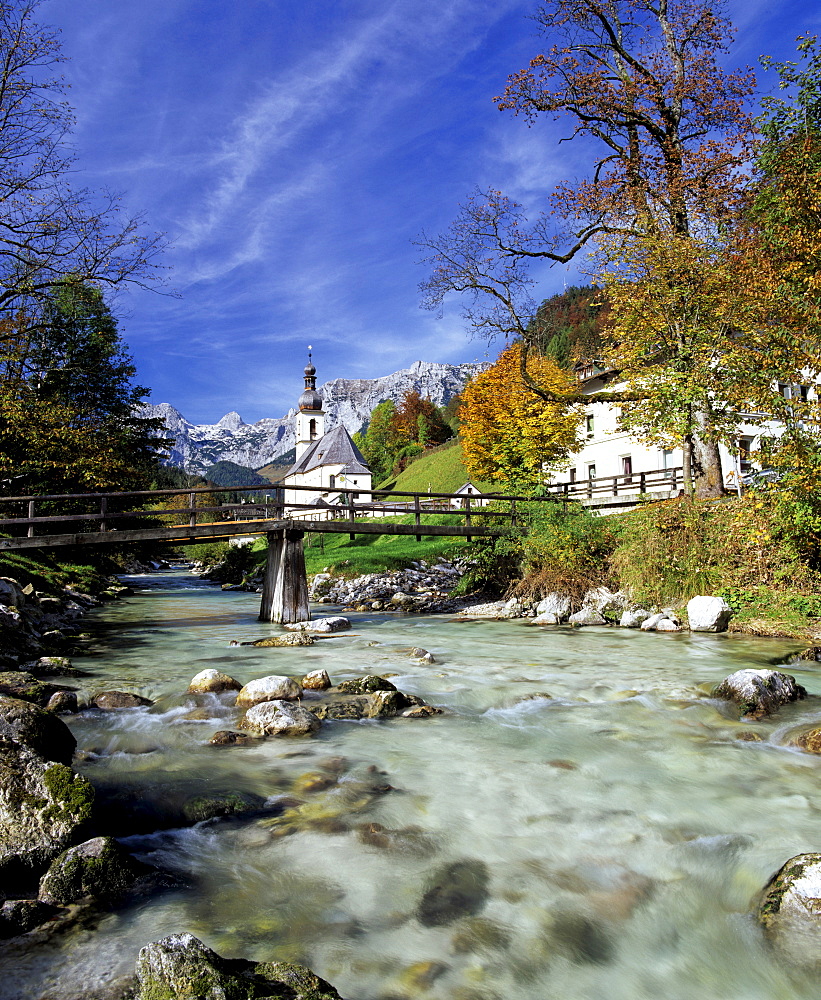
[
  {"x1": 0, "y1": 898, "x2": 59, "y2": 938},
  {"x1": 758, "y1": 853, "x2": 821, "y2": 967},
  {"x1": 236, "y1": 675, "x2": 302, "y2": 707},
  {"x1": 417, "y1": 858, "x2": 490, "y2": 927},
  {"x1": 186, "y1": 669, "x2": 242, "y2": 694},
  {"x1": 240, "y1": 700, "x2": 321, "y2": 737},
  {"x1": 208, "y1": 730, "x2": 253, "y2": 746},
  {"x1": 0, "y1": 695, "x2": 76, "y2": 764},
  {"x1": 135, "y1": 932, "x2": 342, "y2": 999},
  {"x1": 252, "y1": 632, "x2": 315, "y2": 647},
  {"x1": 21, "y1": 656, "x2": 82, "y2": 678},
  {"x1": 336, "y1": 675, "x2": 396, "y2": 695},
  {"x1": 712, "y1": 669, "x2": 806, "y2": 719},
  {"x1": 303, "y1": 669, "x2": 332, "y2": 690},
  {"x1": 181, "y1": 791, "x2": 267, "y2": 824},
  {"x1": 410, "y1": 647, "x2": 436, "y2": 663},
  {"x1": 0, "y1": 738, "x2": 94, "y2": 890},
  {"x1": 788, "y1": 729, "x2": 821, "y2": 754},
  {"x1": 94, "y1": 691, "x2": 153, "y2": 710},
  {"x1": 0, "y1": 671, "x2": 60, "y2": 706},
  {"x1": 38, "y1": 836, "x2": 147, "y2": 906},
  {"x1": 284, "y1": 616, "x2": 351, "y2": 633},
  {"x1": 46, "y1": 690, "x2": 78, "y2": 714},
  {"x1": 687, "y1": 595, "x2": 733, "y2": 632}
]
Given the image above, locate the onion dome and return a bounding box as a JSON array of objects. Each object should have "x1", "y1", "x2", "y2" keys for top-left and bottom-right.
[
  {"x1": 298, "y1": 387, "x2": 323, "y2": 411},
  {"x1": 298, "y1": 348, "x2": 322, "y2": 410}
]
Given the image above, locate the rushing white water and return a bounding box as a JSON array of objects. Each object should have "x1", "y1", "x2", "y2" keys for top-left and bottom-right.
[{"x1": 3, "y1": 571, "x2": 821, "y2": 1000}]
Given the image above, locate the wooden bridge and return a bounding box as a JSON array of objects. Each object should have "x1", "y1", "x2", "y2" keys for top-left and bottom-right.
[{"x1": 0, "y1": 482, "x2": 525, "y2": 624}]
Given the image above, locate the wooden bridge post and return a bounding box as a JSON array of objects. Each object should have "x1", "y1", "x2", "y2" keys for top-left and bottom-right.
[{"x1": 258, "y1": 528, "x2": 311, "y2": 624}]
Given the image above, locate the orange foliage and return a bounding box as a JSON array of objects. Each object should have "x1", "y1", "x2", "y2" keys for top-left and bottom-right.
[{"x1": 459, "y1": 344, "x2": 582, "y2": 488}]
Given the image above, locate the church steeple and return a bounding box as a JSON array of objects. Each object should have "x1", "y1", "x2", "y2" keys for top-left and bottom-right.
[{"x1": 295, "y1": 346, "x2": 325, "y2": 460}]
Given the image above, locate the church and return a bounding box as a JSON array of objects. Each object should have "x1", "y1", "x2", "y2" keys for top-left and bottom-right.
[{"x1": 282, "y1": 352, "x2": 372, "y2": 512}]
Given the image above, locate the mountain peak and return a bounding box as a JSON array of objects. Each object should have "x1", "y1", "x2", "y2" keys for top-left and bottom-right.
[{"x1": 143, "y1": 361, "x2": 485, "y2": 474}]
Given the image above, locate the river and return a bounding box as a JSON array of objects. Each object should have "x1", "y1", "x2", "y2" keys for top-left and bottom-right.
[{"x1": 3, "y1": 570, "x2": 821, "y2": 999}]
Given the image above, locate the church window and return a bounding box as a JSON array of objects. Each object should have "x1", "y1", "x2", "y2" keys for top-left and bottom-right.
[
  {"x1": 309, "y1": 418, "x2": 317, "y2": 439},
  {"x1": 329, "y1": 475, "x2": 336, "y2": 489}
]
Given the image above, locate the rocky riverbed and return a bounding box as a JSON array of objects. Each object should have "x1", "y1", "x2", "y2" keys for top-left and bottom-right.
[{"x1": 4, "y1": 567, "x2": 821, "y2": 999}]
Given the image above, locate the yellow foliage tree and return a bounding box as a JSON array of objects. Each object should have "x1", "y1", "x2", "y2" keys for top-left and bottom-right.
[{"x1": 460, "y1": 344, "x2": 582, "y2": 488}]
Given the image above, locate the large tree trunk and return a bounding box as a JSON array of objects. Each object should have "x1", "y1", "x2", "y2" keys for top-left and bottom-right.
[{"x1": 691, "y1": 408, "x2": 724, "y2": 498}]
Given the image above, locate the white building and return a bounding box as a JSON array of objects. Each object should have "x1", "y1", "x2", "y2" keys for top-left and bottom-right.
[
  {"x1": 547, "y1": 361, "x2": 807, "y2": 502},
  {"x1": 282, "y1": 354, "x2": 372, "y2": 513}
]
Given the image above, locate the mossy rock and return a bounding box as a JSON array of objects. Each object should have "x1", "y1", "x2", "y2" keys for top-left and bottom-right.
[
  {"x1": 38, "y1": 836, "x2": 148, "y2": 905},
  {"x1": 0, "y1": 898, "x2": 59, "y2": 938},
  {"x1": 712, "y1": 669, "x2": 806, "y2": 720},
  {"x1": 135, "y1": 932, "x2": 342, "y2": 998},
  {"x1": 252, "y1": 633, "x2": 315, "y2": 648},
  {"x1": 0, "y1": 671, "x2": 59, "y2": 707},
  {"x1": 336, "y1": 675, "x2": 396, "y2": 695},
  {"x1": 313, "y1": 697, "x2": 371, "y2": 721},
  {"x1": 0, "y1": 742, "x2": 94, "y2": 892},
  {"x1": 0, "y1": 695, "x2": 76, "y2": 764},
  {"x1": 367, "y1": 689, "x2": 414, "y2": 718},
  {"x1": 181, "y1": 791, "x2": 267, "y2": 824},
  {"x1": 759, "y1": 853, "x2": 821, "y2": 968}
]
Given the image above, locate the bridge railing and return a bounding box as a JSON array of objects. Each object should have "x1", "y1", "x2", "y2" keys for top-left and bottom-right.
[
  {"x1": 0, "y1": 481, "x2": 528, "y2": 540},
  {"x1": 543, "y1": 466, "x2": 684, "y2": 501},
  {"x1": 0, "y1": 470, "x2": 692, "y2": 543}
]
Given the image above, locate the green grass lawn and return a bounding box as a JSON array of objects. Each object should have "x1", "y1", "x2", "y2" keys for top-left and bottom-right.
[
  {"x1": 249, "y1": 513, "x2": 470, "y2": 578},
  {"x1": 377, "y1": 440, "x2": 497, "y2": 497}
]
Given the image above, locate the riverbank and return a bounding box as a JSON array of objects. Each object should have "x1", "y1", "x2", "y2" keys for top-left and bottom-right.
[{"x1": 192, "y1": 492, "x2": 821, "y2": 642}]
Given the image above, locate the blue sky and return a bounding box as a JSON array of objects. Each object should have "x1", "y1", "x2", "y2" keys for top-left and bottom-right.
[{"x1": 41, "y1": 0, "x2": 820, "y2": 424}]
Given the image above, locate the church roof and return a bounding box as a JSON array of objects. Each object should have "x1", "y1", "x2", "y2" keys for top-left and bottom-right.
[{"x1": 288, "y1": 423, "x2": 371, "y2": 477}]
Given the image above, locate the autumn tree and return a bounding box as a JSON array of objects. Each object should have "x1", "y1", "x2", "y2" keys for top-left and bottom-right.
[
  {"x1": 460, "y1": 343, "x2": 582, "y2": 489},
  {"x1": 744, "y1": 36, "x2": 821, "y2": 521},
  {"x1": 0, "y1": 1, "x2": 164, "y2": 330},
  {"x1": 755, "y1": 35, "x2": 821, "y2": 315},
  {"x1": 418, "y1": 0, "x2": 766, "y2": 496},
  {"x1": 393, "y1": 391, "x2": 451, "y2": 448},
  {"x1": 602, "y1": 228, "x2": 815, "y2": 476}
]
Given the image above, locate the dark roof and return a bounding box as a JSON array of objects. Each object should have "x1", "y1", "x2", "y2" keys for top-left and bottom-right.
[{"x1": 287, "y1": 424, "x2": 371, "y2": 477}]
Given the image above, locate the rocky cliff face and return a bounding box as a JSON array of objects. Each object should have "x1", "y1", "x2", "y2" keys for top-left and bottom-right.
[{"x1": 143, "y1": 360, "x2": 484, "y2": 474}]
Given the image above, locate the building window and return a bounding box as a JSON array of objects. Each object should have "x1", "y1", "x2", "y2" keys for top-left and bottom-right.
[
  {"x1": 329, "y1": 475, "x2": 336, "y2": 489},
  {"x1": 309, "y1": 418, "x2": 317, "y2": 439},
  {"x1": 587, "y1": 463, "x2": 596, "y2": 480},
  {"x1": 569, "y1": 468, "x2": 577, "y2": 483},
  {"x1": 585, "y1": 414, "x2": 595, "y2": 437},
  {"x1": 738, "y1": 438, "x2": 754, "y2": 474},
  {"x1": 662, "y1": 449, "x2": 674, "y2": 479},
  {"x1": 622, "y1": 455, "x2": 633, "y2": 483}
]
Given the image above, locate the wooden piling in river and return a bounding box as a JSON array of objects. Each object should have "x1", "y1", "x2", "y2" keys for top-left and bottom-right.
[{"x1": 258, "y1": 529, "x2": 311, "y2": 624}]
